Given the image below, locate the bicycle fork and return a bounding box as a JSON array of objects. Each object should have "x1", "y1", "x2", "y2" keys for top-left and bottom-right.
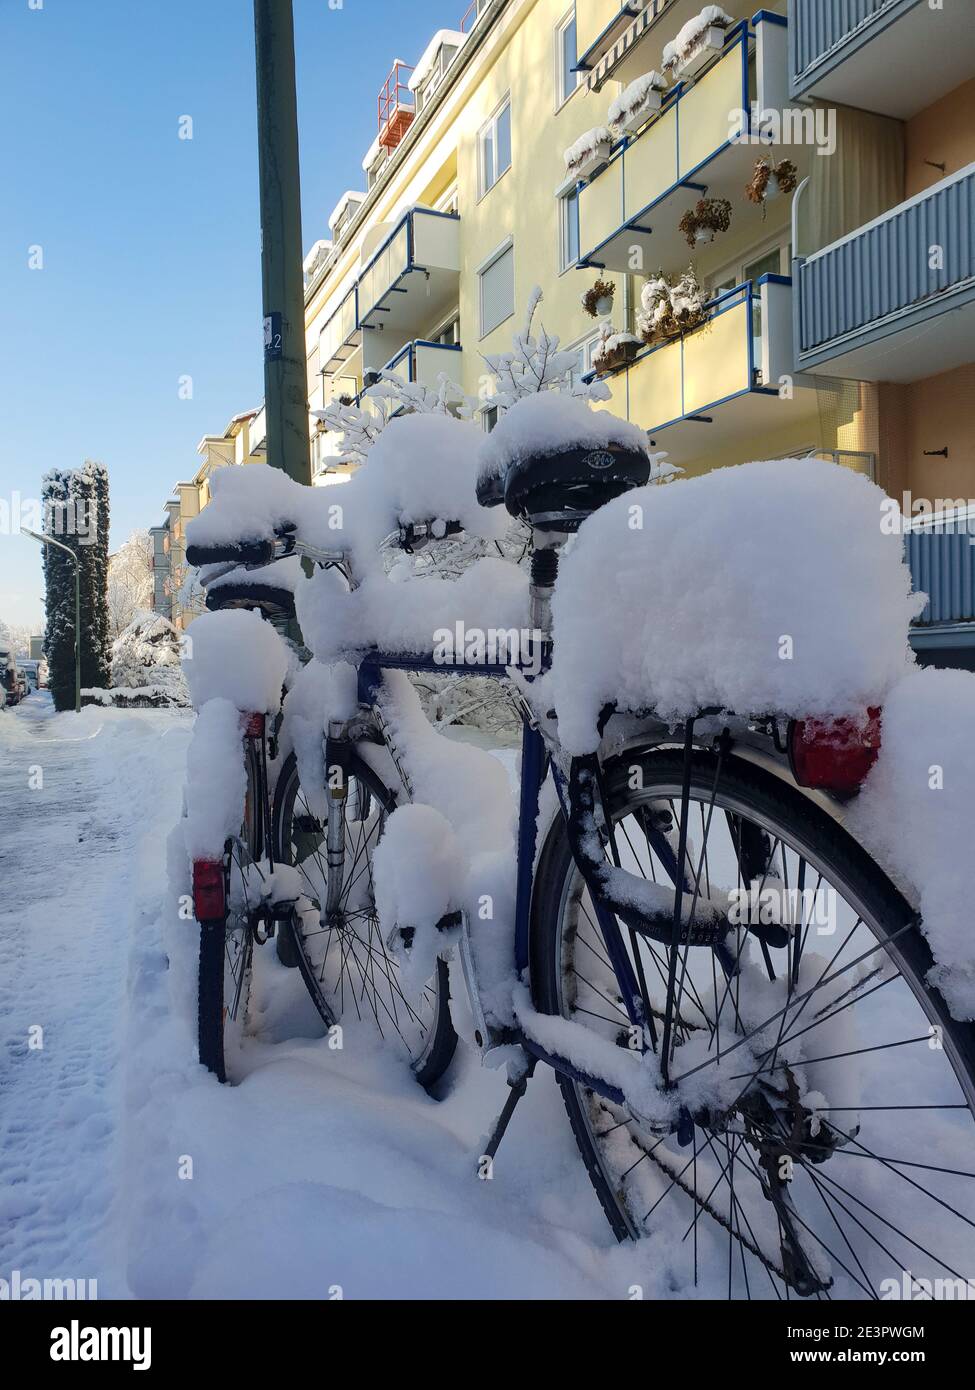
[{"x1": 323, "y1": 720, "x2": 349, "y2": 918}]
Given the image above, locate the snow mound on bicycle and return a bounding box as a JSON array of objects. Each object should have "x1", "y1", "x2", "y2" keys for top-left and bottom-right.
[
  {"x1": 550, "y1": 457, "x2": 922, "y2": 753},
  {"x1": 476, "y1": 392, "x2": 652, "y2": 492}
]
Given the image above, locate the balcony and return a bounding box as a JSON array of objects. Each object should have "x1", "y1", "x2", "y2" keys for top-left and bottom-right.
[
  {"x1": 585, "y1": 0, "x2": 735, "y2": 92},
  {"x1": 319, "y1": 286, "x2": 360, "y2": 378},
  {"x1": 357, "y1": 207, "x2": 461, "y2": 361},
  {"x1": 790, "y1": 0, "x2": 975, "y2": 116},
  {"x1": 592, "y1": 275, "x2": 819, "y2": 468},
  {"x1": 577, "y1": 1, "x2": 648, "y2": 75},
  {"x1": 577, "y1": 15, "x2": 791, "y2": 277},
  {"x1": 907, "y1": 513, "x2": 975, "y2": 658},
  {"x1": 794, "y1": 163, "x2": 975, "y2": 382},
  {"x1": 382, "y1": 339, "x2": 464, "y2": 400}
]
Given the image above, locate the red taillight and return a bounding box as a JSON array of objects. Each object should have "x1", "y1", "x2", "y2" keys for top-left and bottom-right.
[
  {"x1": 788, "y1": 707, "x2": 882, "y2": 792},
  {"x1": 193, "y1": 860, "x2": 226, "y2": 920},
  {"x1": 243, "y1": 712, "x2": 265, "y2": 739}
]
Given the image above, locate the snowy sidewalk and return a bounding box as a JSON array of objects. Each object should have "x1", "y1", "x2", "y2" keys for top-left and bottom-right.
[
  {"x1": 0, "y1": 698, "x2": 650, "y2": 1299},
  {"x1": 0, "y1": 696, "x2": 192, "y2": 1295}
]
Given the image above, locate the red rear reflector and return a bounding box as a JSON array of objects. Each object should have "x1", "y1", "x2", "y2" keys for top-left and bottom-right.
[
  {"x1": 193, "y1": 860, "x2": 226, "y2": 920},
  {"x1": 788, "y1": 708, "x2": 881, "y2": 793},
  {"x1": 243, "y1": 712, "x2": 265, "y2": 739}
]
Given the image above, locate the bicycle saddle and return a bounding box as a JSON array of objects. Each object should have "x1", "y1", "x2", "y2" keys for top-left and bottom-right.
[{"x1": 479, "y1": 441, "x2": 652, "y2": 532}]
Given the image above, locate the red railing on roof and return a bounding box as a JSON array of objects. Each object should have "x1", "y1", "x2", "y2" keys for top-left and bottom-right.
[
  {"x1": 460, "y1": 0, "x2": 483, "y2": 32},
  {"x1": 378, "y1": 60, "x2": 415, "y2": 150}
]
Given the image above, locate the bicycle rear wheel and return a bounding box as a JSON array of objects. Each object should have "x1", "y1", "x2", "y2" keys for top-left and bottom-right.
[
  {"x1": 531, "y1": 748, "x2": 975, "y2": 1299},
  {"x1": 197, "y1": 738, "x2": 265, "y2": 1085},
  {"x1": 272, "y1": 750, "x2": 457, "y2": 1090}
]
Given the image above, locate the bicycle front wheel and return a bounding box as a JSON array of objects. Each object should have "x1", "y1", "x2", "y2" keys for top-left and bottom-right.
[
  {"x1": 531, "y1": 748, "x2": 975, "y2": 1299},
  {"x1": 272, "y1": 750, "x2": 457, "y2": 1090}
]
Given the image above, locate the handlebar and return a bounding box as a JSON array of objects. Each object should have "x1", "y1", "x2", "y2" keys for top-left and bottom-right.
[{"x1": 186, "y1": 538, "x2": 276, "y2": 569}]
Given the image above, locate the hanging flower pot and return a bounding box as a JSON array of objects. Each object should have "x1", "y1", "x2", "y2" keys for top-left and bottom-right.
[
  {"x1": 745, "y1": 158, "x2": 799, "y2": 214},
  {"x1": 678, "y1": 196, "x2": 732, "y2": 248},
  {"x1": 581, "y1": 278, "x2": 616, "y2": 319}
]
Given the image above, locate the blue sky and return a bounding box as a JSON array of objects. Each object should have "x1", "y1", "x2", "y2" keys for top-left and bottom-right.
[{"x1": 0, "y1": 0, "x2": 455, "y2": 628}]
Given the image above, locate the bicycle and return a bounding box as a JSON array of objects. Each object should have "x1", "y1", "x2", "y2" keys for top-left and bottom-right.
[{"x1": 184, "y1": 432, "x2": 975, "y2": 1301}]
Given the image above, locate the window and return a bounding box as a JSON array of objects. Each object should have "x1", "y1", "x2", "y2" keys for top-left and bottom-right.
[
  {"x1": 431, "y1": 315, "x2": 460, "y2": 346},
  {"x1": 556, "y1": 8, "x2": 580, "y2": 108},
  {"x1": 478, "y1": 241, "x2": 514, "y2": 337},
  {"x1": 479, "y1": 98, "x2": 511, "y2": 197},
  {"x1": 482, "y1": 405, "x2": 499, "y2": 433},
  {"x1": 560, "y1": 186, "x2": 580, "y2": 270}
]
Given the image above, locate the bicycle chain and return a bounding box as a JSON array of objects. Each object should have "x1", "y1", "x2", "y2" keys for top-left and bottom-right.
[{"x1": 597, "y1": 1101, "x2": 792, "y2": 1286}]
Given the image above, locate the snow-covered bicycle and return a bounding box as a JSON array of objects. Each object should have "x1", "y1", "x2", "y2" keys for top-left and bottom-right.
[{"x1": 182, "y1": 396, "x2": 975, "y2": 1300}]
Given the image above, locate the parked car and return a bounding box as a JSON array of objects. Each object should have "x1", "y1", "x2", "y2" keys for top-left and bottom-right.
[
  {"x1": 18, "y1": 658, "x2": 47, "y2": 693},
  {"x1": 1, "y1": 650, "x2": 26, "y2": 707}
]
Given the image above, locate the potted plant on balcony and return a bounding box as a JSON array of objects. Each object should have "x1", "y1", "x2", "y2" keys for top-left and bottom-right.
[
  {"x1": 608, "y1": 70, "x2": 669, "y2": 139},
  {"x1": 581, "y1": 278, "x2": 616, "y2": 318},
  {"x1": 662, "y1": 6, "x2": 734, "y2": 81},
  {"x1": 678, "y1": 196, "x2": 732, "y2": 247},
  {"x1": 745, "y1": 157, "x2": 799, "y2": 213},
  {"x1": 637, "y1": 267, "x2": 708, "y2": 346},
  {"x1": 563, "y1": 125, "x2": 613, "y2": 181},
  {"x1": 591, "y1": 322, "x2": 641, "y2": 376}
]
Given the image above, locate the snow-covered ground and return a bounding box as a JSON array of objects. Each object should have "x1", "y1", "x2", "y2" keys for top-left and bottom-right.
[{"x1": 0, "y1": 695, "x2": 655, "y2": 1299}]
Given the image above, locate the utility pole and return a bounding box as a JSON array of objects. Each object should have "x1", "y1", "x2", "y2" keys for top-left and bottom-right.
[
  {"x1": 22, "y1": 528, "x2": 81, "y2": 714},
  {"x1": 253, "y1": 0, "x2": 311, "y2": 485}
]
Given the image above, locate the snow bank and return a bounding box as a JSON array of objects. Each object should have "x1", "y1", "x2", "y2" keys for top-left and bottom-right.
[
  {"x1": 297, "y1": 556, "x2": 529, "y2": 664},
  {"x1": 563, "y1": 125, "x2": 612, "y2": 172},
  {"x1": 663, "y1": 5, "x2": 734, "y2": 69},
  {"x1": 851, "y1": 668, "x2": 975, "y2": 1020},
  {"x1": 313, "y1": 412, "x2": 509, "y2": 571},
  {"x1": 278, "y1": 659, "x2": 358, "y2": 820},
  {"x1": 183, "y1": 608, "x2": 291, "y2": 714},
  {"x1": 373, "y1": 803, "x2": 465, "y2": 997},
  {"x1": 608, "y1": 71, "x2": 668, "y2": 127},
  {"x1": 185, "y1": 463, "x2": 307, "y2": 548},
  {"x1": 205, "y1": 555, "x2": 304, "y2": 596},
  {"x1": 551, "y1": 459, "x2": 920, "y2": 752},
  {"x1": 375, "y1": 672, "x2": 518, "y2": 1026},
  {"x1": 477, "y1": 392, "x2": 651, "y2": 490},
  {"x1": 183, "y1": 698, "x2": 247, "y2": 860}
]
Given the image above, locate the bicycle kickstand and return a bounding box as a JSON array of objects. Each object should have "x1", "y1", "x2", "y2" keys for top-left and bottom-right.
[{"x1": 479, "y1": 1055, "x2": 537, "y2": 1173}]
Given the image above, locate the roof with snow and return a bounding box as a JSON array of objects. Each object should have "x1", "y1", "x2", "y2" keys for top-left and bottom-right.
[
  {"x1": 408, "y1": 29, "x2": 466, "y2": 91},
  {"x1": 328, "y1": 190, "x2": 367, "y2": 233}
]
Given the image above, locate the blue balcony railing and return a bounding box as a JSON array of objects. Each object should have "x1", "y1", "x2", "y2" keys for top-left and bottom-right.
[
  {"x1": 790, "y1": 0, "x2": 918, "y2": 96},
  {"x1": 794, "y1": 163, "x2": 975, "y2": 374},
  {"x1": 907, "y1": 523, "x2": 975, "y2": 629}
]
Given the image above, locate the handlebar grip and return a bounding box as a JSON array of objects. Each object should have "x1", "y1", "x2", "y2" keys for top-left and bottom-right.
[{"x1": 185, "y1": 538, "x2": 276, "y2": 569}]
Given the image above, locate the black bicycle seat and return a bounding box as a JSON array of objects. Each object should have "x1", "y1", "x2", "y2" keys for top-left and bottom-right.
[{"x1": 496, "y1": 441, "x2": 652, "y2": 531}]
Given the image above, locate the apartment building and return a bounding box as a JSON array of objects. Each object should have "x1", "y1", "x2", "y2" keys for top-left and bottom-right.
[
  {"x1": 149, "y1": 407, "x2": 267, "y2": 629},
  {"x1": 299, "y1": 0, "x2": 973, "y2": 662}
]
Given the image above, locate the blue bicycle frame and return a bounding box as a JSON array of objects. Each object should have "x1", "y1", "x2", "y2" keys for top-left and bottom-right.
[{"x1": 354, "y1": 645, "x2": 679, "y2": 1108}]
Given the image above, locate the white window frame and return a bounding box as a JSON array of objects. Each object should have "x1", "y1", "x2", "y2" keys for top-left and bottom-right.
[
  {"x1": 555, "y1": 6, "x2": 581, "y2": 111},
  {"x1": 559, "y1": 185, "x2": 581, "y2": 273},
  {"x1": 481, "y1": 405, "x2": 500, "y2": 433},
  {"x1": 478, "y1": 95, "x2": 512, "y2": 200},
  {"x1": 477, "y1": 236, "x2": 515, "y2": 339},
  {"x1": 709, "y1": 237, "x2": 791, "y2": 299}
]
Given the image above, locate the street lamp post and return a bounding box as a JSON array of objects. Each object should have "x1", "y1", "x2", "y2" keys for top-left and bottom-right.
[{"x1": 22, "y1": 527, "x2": 81, "y2": 714}]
